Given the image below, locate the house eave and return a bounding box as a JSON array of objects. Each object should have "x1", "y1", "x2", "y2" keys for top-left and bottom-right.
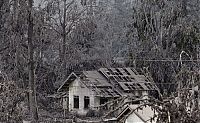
[{"x1": 57, "y1": 72, "x2": 78, "y2": 92}]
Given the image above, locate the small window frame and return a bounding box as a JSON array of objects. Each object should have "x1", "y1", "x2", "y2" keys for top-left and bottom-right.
[
  {"x1": 74, "y1": 95, "x2": 79, "y2": 109},
  {"x1": 84, "y1": 96, "x2": 90, "y2": 109}
]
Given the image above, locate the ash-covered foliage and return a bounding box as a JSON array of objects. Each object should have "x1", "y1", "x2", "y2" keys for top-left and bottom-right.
[
  {"x1": 0, "y1": 74, "x2": 27, "y2": 122},
  {"x1": 0, "y1": 0, "x2": 200, "y2": 122}
]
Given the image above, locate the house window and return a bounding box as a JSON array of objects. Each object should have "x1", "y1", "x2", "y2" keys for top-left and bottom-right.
[
  {"x1": 194, "y1": 91, "x2": 198, "y2": 99},
  {"x1": 74, "y1": 96, "x2": 79, "y2": 109},
  {"x1": 100, "y1": 97, "x2": 108, "y2": 109},
  {"x1": 84, "y1": 96, "x2": 90, "y2": 109}
]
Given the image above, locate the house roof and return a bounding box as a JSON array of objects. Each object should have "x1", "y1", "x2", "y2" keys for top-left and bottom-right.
[
  {"x1": 117, "y1": 105, "x2": 158, "y2": 123},
  {"x1": 82, "y1": 71, "x2": 111, "y2": 87},
  {"x1": 81, "y1": 70, "x2": 122, "y2": 97},
  {"x1": 98, "y1": 68, "x2": 158, "y2": 92},
  {"x1": 57, "y1": 67, "x2": 159, "y2": 96},
  {"x1": 57, "y1": 72, "x2": 78, "y2": 92}
]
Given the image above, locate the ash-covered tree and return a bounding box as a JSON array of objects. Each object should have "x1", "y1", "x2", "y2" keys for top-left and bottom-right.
[{"x1": 126, "y1": 0, "x2": 200, "y2": 94}]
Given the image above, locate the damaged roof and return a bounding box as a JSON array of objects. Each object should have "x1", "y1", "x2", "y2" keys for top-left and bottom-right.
[
  {"x1": 82, "y1": 71, "x2": 111, "y2": 87},
  {"x1": 57, "y1": 68, "x2": 159, "y2": 97},
  {"x1": 57, "y1": 72, "x2": 78, "y2": 92},
  {"x1": 98, "y1": 68, "x2": 158, "y2": 92},
  {"x1": 81, "y1": 70, "x2": 121, "y2": 97}
]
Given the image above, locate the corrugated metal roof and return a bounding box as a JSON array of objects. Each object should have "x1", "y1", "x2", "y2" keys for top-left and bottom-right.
[
  {"x1": 79, "y1": 71, "x2": 121, "y2": 97},
  {"x1": 82, "y1": 71, "x2": 111, "y2": 87},
  {"x1": 57, "y1": 68, "x2": 159, "y2": 96},
  {"x1": 98, "y1": 68, "x2": 158, "y2": 92}
]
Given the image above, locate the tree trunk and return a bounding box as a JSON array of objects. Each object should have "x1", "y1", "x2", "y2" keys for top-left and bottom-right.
[
  {"x1": 27, "y1": 0, "x2": 38, "y2": 122},
  {"x1": 60, "y1": 0, "x2": 67, "y2": 72}
]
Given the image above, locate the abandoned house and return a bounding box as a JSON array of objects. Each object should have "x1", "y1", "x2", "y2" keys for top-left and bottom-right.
[{"x1": 57, "y1": 68, "x2": 159, "y2": 115}]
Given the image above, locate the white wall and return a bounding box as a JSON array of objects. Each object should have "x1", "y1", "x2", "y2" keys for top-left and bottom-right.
[
  {"x1": 125, "y1": 112, "x2": 144, "y2": 123},
  {"x1": 68, "y1": 78, "x2": 96, "y2": 115}
]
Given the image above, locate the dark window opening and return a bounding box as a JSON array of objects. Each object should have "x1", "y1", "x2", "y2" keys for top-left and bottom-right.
[
  {"x1": 194, "y1": 91, "x2": 198, "y2": 99},
  {"x1": 100, "y1": 97, "x2": 108, "y2": 109},
  {"x1": 84, "y1": 96, "x2": 90, "y2": 109},
  {"x1": 74, "y1": 96, "x2": 79, "y2": 109}
]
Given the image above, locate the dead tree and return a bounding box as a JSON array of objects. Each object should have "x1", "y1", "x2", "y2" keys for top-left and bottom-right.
[{"x1": 27, "y1": 0, "x2": 38, "y2": 122}]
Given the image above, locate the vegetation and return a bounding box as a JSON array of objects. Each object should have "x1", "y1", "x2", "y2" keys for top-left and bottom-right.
[{"x1": 0, "y1": 0, "x2": 200, "y2": 122}]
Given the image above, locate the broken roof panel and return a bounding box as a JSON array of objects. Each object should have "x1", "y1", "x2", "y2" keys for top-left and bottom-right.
[
  {"x1": 98, "y1": 68, "x2": 158, "y2": 92},
  {"x1": 118, "y1": 82, "x2": 157, "y2": 91},
  {"x1": 57, "y1": 67, "x2": 159, "y2": 95},
  {"x1": 93, "y1": 87, "x2": 121, "y2": 97}
]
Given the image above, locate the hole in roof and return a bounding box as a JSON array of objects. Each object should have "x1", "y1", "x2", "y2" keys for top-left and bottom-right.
[
  {"x1": 114, "y1": 90, "x2": 119, "y2": 95},
  {"x1": 114, "y1": 76, "x2": 121, "y2": 82},
  {"x1": 131, "y1": 68, "x2": 138, "y2": 75},
  {"x1": 130, "y1": 84, "x2": 136, "y2": 89},
  {"x1": 106, "y1": 72, "x2": 110, "y2": 75},
  {"x1": 126, "y1": 76, "x2": 132, "y2": 82},
  {"x1": 115, "y1": 72, "x2": 119, "y2": 75},
  {"x1": 137, "y1": 83, "x2": 144, "y2": 89},
  {"x1": 131, "y1": 77, "x2": 135, "y2": 80},
  {"x1": 144, "y1": 83, "x2": 151, "y2": 90},
  {"x1": 109, "y1": 76, "x2": 115, "y2": 80},
  {"x1": 108, "y1": 68, "x2": 115, "y2": 75},
  {"x1": 116, "y1": 68, "x2": 123, "y2": 75},
  {"x1": 127, "y1": 85, "x2": 132, "y2": 90},
  {"x1": 118, "y1": 76, "x2": 124, "y2": 81},
  {"x1": 123, "y1": 76, "x2": 128, "y2": 81},
  {"x1": 123, "y1": 68, "x2": 131, "y2": 75}
]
